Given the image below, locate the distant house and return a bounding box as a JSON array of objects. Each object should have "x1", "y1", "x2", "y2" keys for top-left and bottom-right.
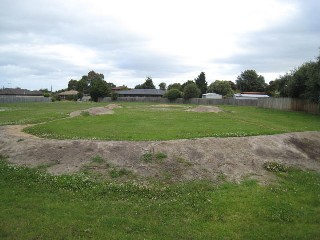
[
  {"x1": 234, "y1": 92, "x2": 269, "y2": 100},
  {"x1": 58, "y1": 90, "x2": 79, "y2": 100},
  {"x1": 0, "y1": 88, "x2": 43, "y2": 96},
  {"x1": 202, "y1": 93, "x2": 222, "y2": 99},
  {"x1": 117, "y1": 89, "x2": 165, "y2": 97}
]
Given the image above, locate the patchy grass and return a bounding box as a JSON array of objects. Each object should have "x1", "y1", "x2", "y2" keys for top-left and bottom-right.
[
  {"x1": 0, "y1": 158, "x2": 319, "y2": 239},
  {"x1": 22, "y1": 102, "x2": 320, "y2": 141},
  {"x1": 0, "y1": 102, "x2": 106, "y2": 125}
]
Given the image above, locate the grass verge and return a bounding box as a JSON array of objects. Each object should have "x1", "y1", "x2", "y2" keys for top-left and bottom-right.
[{"x1": 0, "y1": 158, "x2": 319, "y2": 239}]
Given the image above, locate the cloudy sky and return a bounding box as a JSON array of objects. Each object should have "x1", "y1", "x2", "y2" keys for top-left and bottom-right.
[{"x1": 0, "y1": 0, "x2": 319, "y2": 90}]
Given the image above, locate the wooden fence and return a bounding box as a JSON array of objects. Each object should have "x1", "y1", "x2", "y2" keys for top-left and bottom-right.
[
  {"x1": 258, "y1": 98, "x2": 319, "y2": 114},
  {"x1": 101, "y1": 97, "x2": 258, "y2": 106},
  {"x1": 0, "y1": 96, "x2": 51, "y2": 103}
]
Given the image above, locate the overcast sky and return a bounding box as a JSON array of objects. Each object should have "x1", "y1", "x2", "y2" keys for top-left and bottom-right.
[{"x1": 0, "y1": 0, "x2": 319, "y2": 90}]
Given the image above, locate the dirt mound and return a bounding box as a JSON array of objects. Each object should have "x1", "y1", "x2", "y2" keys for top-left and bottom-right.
[
  {"x1": 1, "y1": 124, "x2": 319, "y2": 184},
  {"x1": 69, "y1": 104, "x2": 122, "y2": 117},
  {"x1": 186, "y1": 105, "x2": 222, "y2": 113}
]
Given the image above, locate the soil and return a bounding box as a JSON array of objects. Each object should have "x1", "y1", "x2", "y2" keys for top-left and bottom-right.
[
  {"x1": 186, "y1": 105, "x2": 222, "y2": 113},
  {"x1": 69, "y1": 104, "x2": 122, "y2": 117},
  {"x1": 1, "y1": 104, "x2": 319, "y2": 184}
]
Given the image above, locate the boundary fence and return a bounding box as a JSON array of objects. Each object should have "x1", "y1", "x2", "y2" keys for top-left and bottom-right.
[
  {"x1": 101, "y1": 97, "x2": 258, "y2": 106},
  {"x1": 101, "y1": 96, "x2": 319, "y2": 114},
  {"x1": 258, "y1": 98, "x2": 319, "y2": 114},
  {"x1": 0, "y1": 96, "x2": 51, "y2": 103}
]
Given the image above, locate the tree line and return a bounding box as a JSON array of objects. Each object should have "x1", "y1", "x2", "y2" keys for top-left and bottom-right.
[{"x1": 66, "y1": 51, "x2": 319, "y2": 103}]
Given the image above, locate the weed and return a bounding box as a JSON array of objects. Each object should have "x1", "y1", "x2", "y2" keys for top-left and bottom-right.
[
  {"x1": 109, "y1": 168, "x2": 131, "y2": 178},
  {"x1": 141, "y1": 152, "x2": 153, "y2": 162},
  {"x1": 176, "y1": 156, "x2": 193, "y2": 166},
  {"x1": 155, "y1": 152, "x2": 167, "y2": 160},
  {"x1": 141, "y1": 151, "x2": 167, "y2": 163},
  {"x1": 263, "y1": 161, "x2": 288, "y2": 173},
  {"x1": 17, "y1": 138, "x2": 25, "y2": 142},
  {"x1": 91, "y1": 155, "x2": 104, "y2": 164},
  {"x1": 80, "y1": 111, "x2": 90, "y2": 117}
]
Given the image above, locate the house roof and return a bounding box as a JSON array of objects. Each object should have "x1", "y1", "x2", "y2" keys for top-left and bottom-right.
[
  {"x1": 58, "y1": 90, "x2": 79, "y2": 96},
  {"x1": 118, "y1": 89, "x2": 165, "y2": 96},
  {"x1": 0, "y1": 88, "x2": 43, "y2": 96}
]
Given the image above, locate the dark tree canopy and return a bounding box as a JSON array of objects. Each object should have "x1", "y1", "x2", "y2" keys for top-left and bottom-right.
[
  {"x1": 181, "y1": 80, "x2": 195, "y2": 91},
  {"x1": 236, "y1": 70, "x2": 266, "y2": 92},
  {"x1": 90, "y1": 78, "x2": 110, "y2": 102},
  {"x1": 68, "y1": 79, "x2": 78, "y2": 90},
  {"x1": 159, "y1": 82, "x2": 166, "y2": 90},
  {"x1": 194, "y1": 72, "x2": 207, "y2": 95},
  {"x1": 207, "y1": 80, "x2": 234, "y2": 97},
  {"x1": 268, "y1": 51, "x2": 320, "y2": 103},
  {"x1": 135, "y1": 76, "x2": 156, "y2": 89},
  {"x1": 167, "y1": 83, "x2": 182, "y2": 91},
  {"x1": 183, "y1": 83, "x2": 201, "y2": 99}
]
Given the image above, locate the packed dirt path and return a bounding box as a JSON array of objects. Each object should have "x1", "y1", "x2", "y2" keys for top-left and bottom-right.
[{"x1": 1, "y1": 124, "x2": 319, "y2": 183}]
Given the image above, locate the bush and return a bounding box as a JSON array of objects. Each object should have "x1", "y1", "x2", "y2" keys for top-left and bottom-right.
[
  {"x1": 183, "y1": 83, "x2": 201, "y2": 99},
  {"x1": 166, "y1": 89, "x2": 182, "y2": 100},
  {"x1": 111, "y1": 92, "x2": 119, "y2": 101}
]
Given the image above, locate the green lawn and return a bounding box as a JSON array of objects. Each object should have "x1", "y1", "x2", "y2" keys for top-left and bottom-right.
[
  {"x1": 16, "y1": 102, "x2": 320, "y2": 140},
  {"x1": 0, "y1": 159, "x2": 319, "y2": 239},
  {"x1": 0, "y1": 101, "x2": 106, "y2": 125}
]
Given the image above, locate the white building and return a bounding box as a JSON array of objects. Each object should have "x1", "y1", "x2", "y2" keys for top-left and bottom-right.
[
  {"x1": 234, "y1": 93, "x2": 269, "y2": 100},
  {"x1": 202, "y1": 93, "x2": 222, "y2": 99}
]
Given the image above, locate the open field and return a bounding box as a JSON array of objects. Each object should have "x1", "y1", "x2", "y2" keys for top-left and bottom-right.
[
  {"x1": 9, "y1": 102, "x2": 319, "y2": 141},
  {"x1": 0, "y1": 102, "x2": 320, "y2": 239}
]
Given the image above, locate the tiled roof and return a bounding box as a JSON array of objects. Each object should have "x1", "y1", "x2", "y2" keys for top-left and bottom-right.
[
  {"x1": 118, "y1": 89, "x2": 165, "y2": 96},
  {"x1": 0, "y1": 88, "x2": 43, "y2": 96}
]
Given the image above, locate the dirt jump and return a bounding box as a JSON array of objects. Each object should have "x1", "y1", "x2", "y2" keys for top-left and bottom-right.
[{"x1": 1, "y1": 119, "x2": 319, "y2": 184}]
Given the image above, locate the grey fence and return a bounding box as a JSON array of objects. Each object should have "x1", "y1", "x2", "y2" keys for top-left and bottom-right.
[
  {"x1": 258, "y1": 98, "x2": 319, "y2": 114},
  {"x1": 0, "y1": 95, "x2": 52, "y2": 103},
  {"x1": 101, "y1": 97, "x2": 258, "y2": 106}
]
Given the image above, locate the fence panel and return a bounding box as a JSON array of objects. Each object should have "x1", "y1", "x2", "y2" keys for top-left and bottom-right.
[{"x1": 0, "y1": 96, "x2": 51, "y2": 103}]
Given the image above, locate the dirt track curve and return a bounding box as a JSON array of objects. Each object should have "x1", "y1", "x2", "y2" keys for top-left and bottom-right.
[{"x1": 1, "y1": 123, "x2": 319, "y2": 183}]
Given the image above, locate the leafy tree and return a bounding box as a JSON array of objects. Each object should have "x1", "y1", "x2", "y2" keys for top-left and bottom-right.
[
  {"x1": 181, "y1": 80, "x2": 195, "y2": 91},
  {"x1": 194, "y1": 72, "x2": 207, "y2": 96},
  {"x1": 228, "y1": 81, "x2": 237, "y2": 91},
  {"x1": 159, "y1": 82, "x2": 166, "y2": 90},
  {"x1": 135, "y1": 76, "x2": 156, "y2": 89},
  {"x1": 90, "y1": 78, "x2": 111, "y2": 102},
  {"x1": 183, "y1": 83, "x2": 201, "y2": 99},
  {"x1": 208, "y1": 80, "x2": 234, "y2": 97},
  {"x1": 166, "y1": 89, "x2": 182, "y2": 100},
  {"x1": 77, "y1": 76, "x2": 90, "y2": 94},
  {"x1": 236, "y1": 70, "x2": 266, "y2": 92},
  {"x1": 167, "y1": 83, "x2": 182, "y2": 91},
  {"x1": 68, "y1": 80, "x2": 78, "y2": 90}
]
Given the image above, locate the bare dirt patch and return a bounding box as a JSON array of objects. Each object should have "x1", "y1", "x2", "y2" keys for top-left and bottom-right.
[
  {"x1": 1, "y1": 124, "x2": 319, "y2": 184},
  {"x1": 186, "y1": 105, "x2": 222, "y2": 113},
  {"x1": 69, "y1": 104, "x2": 122, "y2": 117}
]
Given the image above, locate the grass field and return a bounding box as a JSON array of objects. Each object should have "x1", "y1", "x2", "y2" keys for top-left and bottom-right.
[
  {"x1": 1, "y1": 102, "x2": 320, "y2": 239},
  {"x1": 0, "y1": 158, "x2": 319, "y2": 239},
  {"x1": 15, "y1": 102, "x2": 320, "y2": 140}
]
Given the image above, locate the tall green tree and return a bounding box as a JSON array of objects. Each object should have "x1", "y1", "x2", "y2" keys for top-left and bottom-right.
[
  {"x1": 194, "y1": 72, "x2": 207, "y2": 96},
  {"x1": 159, "y1": 82, "x2": 166, "y2": 90},
  {"x1": 68, "y1": 79, "x2": 78, "y2": 90},
  {"x1": 90, "y1": 78, "x2": 111, "y2": 102},
  {"x1": 236, "y1": 70, "x2": 266, "y2": 92},
  {"x1": 208, "y1": 80, "x2": 234, "y2": 97},
  {"x1": 183, "y1": 83, "x2": 201, "y2": 99},
  {"x1": 167, "y1": 83, "x2": 182, "y2": 91},
  {"x1": 135, "y1": 76, "x2": 156, "y2": 89}
]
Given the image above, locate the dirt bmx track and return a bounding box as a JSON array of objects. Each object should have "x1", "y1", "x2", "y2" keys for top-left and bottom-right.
[{"x1": 1, "y1": 123, "x2": 319, "y2": 184}]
